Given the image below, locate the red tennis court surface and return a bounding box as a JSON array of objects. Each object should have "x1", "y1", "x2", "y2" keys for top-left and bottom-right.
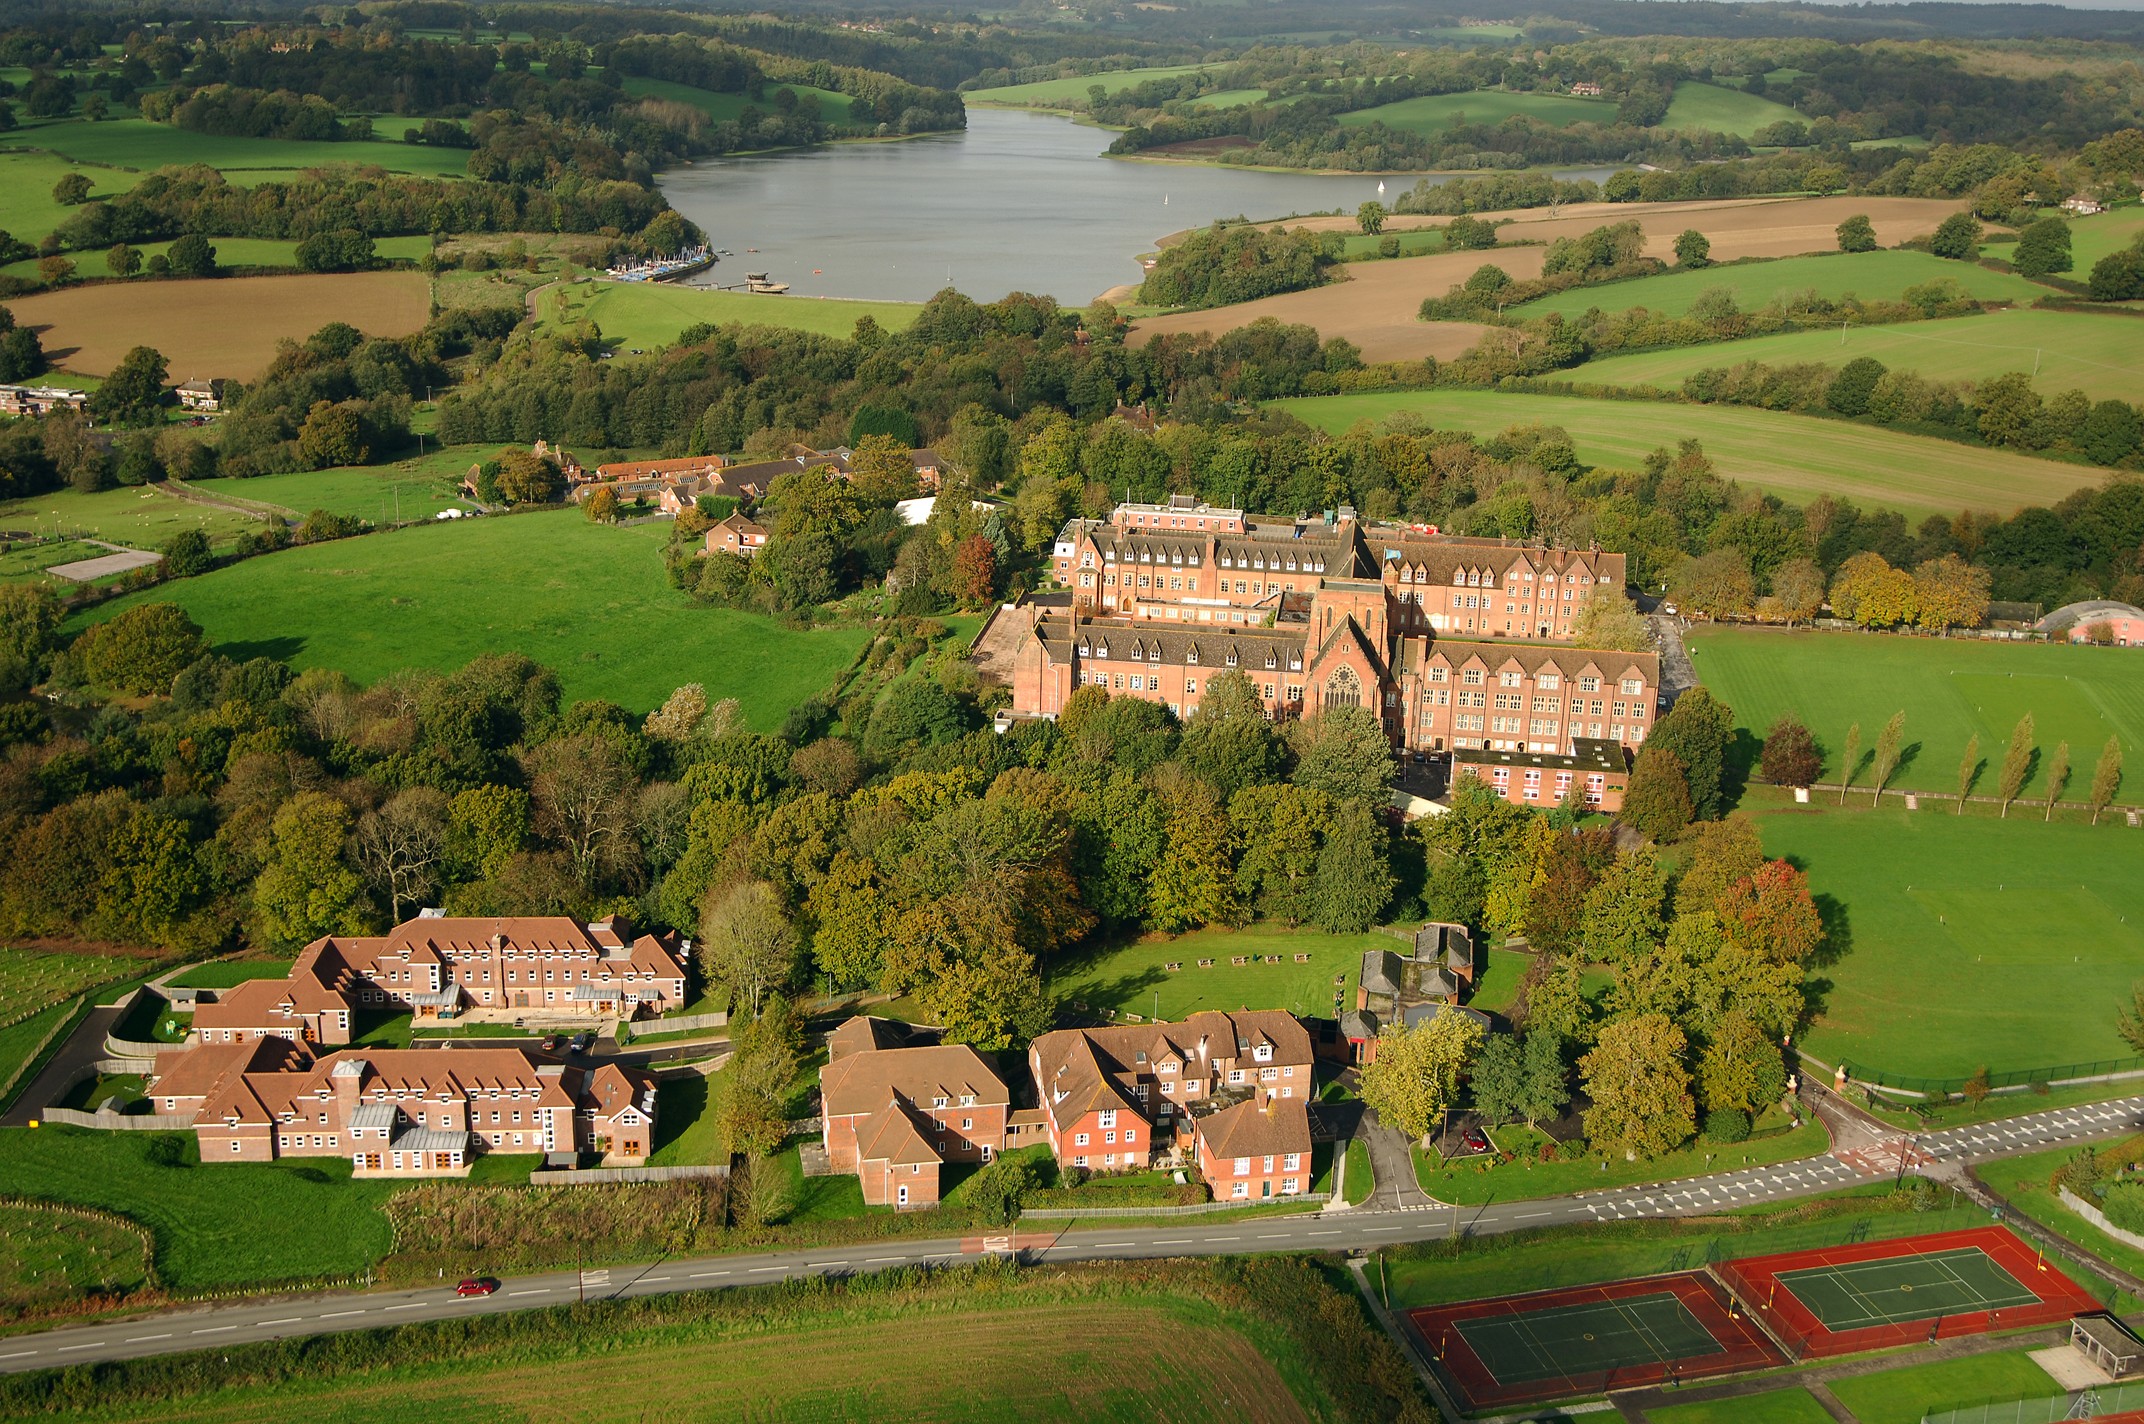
[
  {"x1": 1713, "y1": 1227, "x2": 2099, "y2": 1359},
  {"x1": 1405, "y1": 1272, "x2": 1787, "y2": 1411}
]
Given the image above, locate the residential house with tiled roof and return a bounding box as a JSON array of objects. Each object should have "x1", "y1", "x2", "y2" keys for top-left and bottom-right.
[
  {"x1": 818, "y1": 1021, "x2": 1012, "y2": 1208},
  {"x1": 1194, "y1": 1093, "x2": 1314, "y2": 1202},
  {"x1": 149, "y1": 1042, "x2": 658, "y2": 1175},
  {"x1": 1344, "y1": 923, "x2": 1493, "y2": 1065},
  {"x1": 701, "y1": 511, "x2": 769, "y2": 558}
]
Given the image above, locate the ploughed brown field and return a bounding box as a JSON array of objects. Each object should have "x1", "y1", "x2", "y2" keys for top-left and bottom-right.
[
  {"x1": 1129, "y1": 195, "x2": 1972, "y2": 362},
  {"x1": 10, "y1": 271, "x2": 432, "y2": 380},
  {"x1": 1128, "y1": 245, "x2": 1542, "y2": 361}
]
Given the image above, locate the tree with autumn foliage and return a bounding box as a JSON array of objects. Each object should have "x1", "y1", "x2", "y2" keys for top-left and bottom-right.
[{"x1": 951, "y1": 533, "x2": 997, "y2": 606}]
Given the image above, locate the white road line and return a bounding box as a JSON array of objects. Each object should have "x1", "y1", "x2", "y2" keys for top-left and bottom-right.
[
  {"x1": 124, "y1": 1334, "x2": 172, "y2": 1343},
  {"x1": 191, "y1": 1326, "x2": 237, "y2": 1335},
  {"x1": 642, "y1": 1275, "x2": 671, "y2": 1282},
  {"x1": 383, "y1": 1303, "x2": 422, "y2": 1311},
  {"x1": 864, "y1": 1257, "x2": 908, "y2": 1264},
  {"x1": 1257, "y1": 1233, "x2": 1292, "y2": 1239},
  {"x1": 1207, "y1": 1236, "x2": 1240, "y2": 1242},
  {"x1": 318, "y1": 1310, "x2": 366, "y2": 1319},
  {"x1": 1308, "y1": 1230, "x2": 1340, "y2": 1236},
  {"x1": 1091, "y1": 1242, "x2": 1135, "y2": 1248},
  {"x1": 508, "y1": 1290, "x2": 551, "y2": 1297},
  {"x1": 747, "y1": 1266, "x2": 785, "y2": 1273},
  {"x1": 690, "y1": 1270, "x2": 729, "y2": 1278},
  {"x1": 55, "y1": 1343, "x2": 102, "y2": 1352},
  {"x1": 258, "y1": 1318, "x2": 302, "y2": 1327},
  {"x1": 1155, "y1": 1239, "x2": 1193, "y2": 1245},
  {"x1": 0, "y1": 1352, "x2": 34, "y2": 1361}
]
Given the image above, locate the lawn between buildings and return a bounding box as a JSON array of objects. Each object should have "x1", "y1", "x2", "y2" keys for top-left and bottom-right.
[
  {"x1": 7, "y1": 1257, "x2": 1424, "y2": 1424},
  {"x1": 1270, "y1": 388, "x2": 2099, "y2": 523},
  {"x1": 1567, "y1": 307, "x2": 2144, "y2": 403},
  {"x1": 71, "y1": 510, "x2": 873, "y2": 721}
]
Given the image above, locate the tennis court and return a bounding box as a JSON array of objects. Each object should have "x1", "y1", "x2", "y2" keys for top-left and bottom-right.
[
  {"x1": 1715, "y1": 1227, "x2": 2100, "y2": 1359},
  {"x1": 1408, "y1": 1272, "x2": 1787, "y2": 1410}
]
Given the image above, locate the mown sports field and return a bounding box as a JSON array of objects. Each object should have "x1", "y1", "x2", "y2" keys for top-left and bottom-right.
[
  {"x1": 1689, "y1": 628, "x2": 2144, "y2": 796},
  {"x1": 1568, "y1": 308, "x2": 2144, "y2": 403},
  {"x1": 1270, "y1": 389, "x2": 2099, "y2": 520},
  {"x1": 1751, "y1": 802, "x2": 2144, "y2": 1080},
  {"x1": 1513, "y1": 250, "x2": 2052, "y2": 320},
  {"x1": 71, "y1": 512, "x2": 872, "y2": 720}
]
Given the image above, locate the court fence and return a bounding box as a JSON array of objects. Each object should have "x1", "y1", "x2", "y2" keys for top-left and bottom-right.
[{"x1": 1922, "y1": 1381, "x2": 2144, "y2": 1424}]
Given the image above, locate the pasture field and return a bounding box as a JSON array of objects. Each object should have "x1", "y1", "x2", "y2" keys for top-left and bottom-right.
[
  {"x1": 0, "y1": 235, "x2": 431, "y2": 289},
  {"x1": 7, "y1": 270, "x2": 432, "y2": 379},
  {"x1": 1337, "y1": 89, "x2": 1614, "y2": 134},
  {"x1": 1660, "y1": 81, "x2": 1804, "y2": 137},
  {"x1": 1826, "y1": 1351, "x2": 2063, "y2": 1424},
  {"x1": 620, "y1": 75, "x2": 855, "y2": 125},
  {"x1": 1193, "y1": 87, "x2": 1271, "y2": 109},
  {"x1": 1751, "y1": 804, "x2": 2144, "y2": 1080},
  {"x1": 1271, "y1": 388, "x2": 2099, "y2": 520},
  {"x1": 73, "y1": 512, "x2": 873, "y2": 719},
  {"x1": 1983, "y1": 205, "x2": 2144, "y2": 271},
  {"x1": 1049, "y1": 924, "x2": 1389, "y2": 1022},
  {"x1": 1568, "y1": 307, "x2": 2144, "y2": 403},
  {"x1": 1689, "y1": 628, "x2": 2144, "y2": 795},
  {"x1": 0, "y1": 150, "x2": 141, "y2": 246},
  {"x1": 540, "y1": 274, "x2": 921, "y2": 348},
  {"x1": 964, "y1": 64, "x2": 1214, "y2": 105},
  {"x1": 0, "y1": 484, "x2": 267, "y2": 553},
  {"x1": 0, "y1": 117, "x2": 474, "y2": 180},
  {"x1": 0, "y1": 537, "x2": 136, "y2": 587},
  {"x1": 35, "y1": 1268, "x2": 1363, "y2": 1424},
  {"x1": 1515, "y1": 250, "x2": 2052, "y2": 320},
  {"x1": 0, "y1": 1125, "x2": 396, "y2": 1291},
  {"x1": 192, "y1": 450, "x2": 473, "y2": 523}
]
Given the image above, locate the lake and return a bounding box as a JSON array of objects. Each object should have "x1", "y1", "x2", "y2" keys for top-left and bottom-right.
[{"x1": 658, "y1": 107, "x2": 1607, "y2": 305}]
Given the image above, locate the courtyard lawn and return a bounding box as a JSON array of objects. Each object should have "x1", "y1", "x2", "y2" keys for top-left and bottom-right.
[
  {"x1": 1827, "y1": 1351, "x2": 2064, "y2": 1424},
  {"x1": 963, "y1": 65, "x2": 1214, "y2": 106},
  {"x1": 1659, "y1": 80, "x2": 1804, "y2": 137},
  {"x1": 1515, "y1": 250, "x2": 2052, "y2": 321},
  {"x1": 1689, "y1": 627, "x2": 2144, "y2": 796},
  {"x1": 648, "y1": 1071, "x2": 730, "y2": 1168},
  {"x1": 1384, "y1": 1187, "x2": 1987, "y2": 1309},
  {"x1": 1570, "y1": 307, "x2": 2144, "y2": 404},
  {"x1": 539, "y1": 275, "x2": 920, "y2": 349},
  {"x1": 1751, "y1": 802, "x2": 2144, "y2": 1081},
  {"x1": 1048, "y1": 924, "x2": 1392, "y2": 1023},
  {"x1": 1337, "y1": 89, "x2": 1613, "y2": 135},
  {"x1": 165, "y1": 958, "x2": 295, "y2": 990},
  {"x1": 0, "y1": 117, "x2": 475, "y2": 180},
  {"x1": 1978, "y1": 1143, "x2": 2144, "y2": 1304},
  {"x1": 71, "y1": 511, "x2": 872, "y2": 720},
  {"x1": 191, "y1": 448, "x2": 475, "y2": 523},
  {"x1": 1467, "y1": 946, "x2": 1536, "y2": 1016},
  {"x1": 1650, "y1": 1387, "x2": 1835, "y2": 1424},
  {"x1": 0, "y1": 1125, "x2": 395, "y2": 1291},
  {"x1": 1271, "y1": 389, "x2": 2100, "y2": 522},
  {"x1": 0, "y1": 484, "x2": 268, "y2": 554},
  {"x1": 621, "y1": 75, "x2": 854, "y2": 125}
]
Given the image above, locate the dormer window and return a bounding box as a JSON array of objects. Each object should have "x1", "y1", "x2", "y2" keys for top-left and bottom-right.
[
  {"x1": 1254, "y1": 1044, "x2": 1273, "y2": 1062},
  {"x1": 1264, "y1": 651, "x2": 1277, "y2": 669},
  {"x1": 1226, "y1": 648, "x2": 1239, "y2": 667},
  {"x1": 1452, "y1": 571, "x2": 1465, "y2": 586},
  {"x1": 1186, "y1": 646, "x2": 1199, "y2": 664},
  {"x1": 1159, "y1": 1060, "x2": 1176, "y2": 1074},
  {"x1": 932, "y1": 1096, "x2": 949, "y2": 1109}
]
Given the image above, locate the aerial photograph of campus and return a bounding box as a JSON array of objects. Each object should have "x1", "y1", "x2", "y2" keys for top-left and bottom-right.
[{"x1": 3, "y1": 0, "x2": 2144, "y2": 1418}]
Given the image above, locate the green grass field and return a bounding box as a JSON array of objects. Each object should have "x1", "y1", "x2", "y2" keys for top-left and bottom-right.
[
  {"x1": 1048, "y1": 924, "x2": 1390, "y2": 1022},
  {"x1": 1569, "y1": 308, "x2": 2144, "y2": 403},
  {"x1": 1748, "y1": 803, "x2": 2144, "y2": 1080},
  {"x1": 0, "y1": 1125, "x2": 395, "y2": 1291},
  {"x1": 1515, "y1": 251, "x2": 2052, "y2": 321},
  {"x1": 192, "y1": 448, "x2": 474, "y2": 523},
  {"x1": 1659, "y1": 81, "x2": 1804, "y2": 138},
  {"x1": 0, "y1": 946, "x2": 139, "y2": 1019},
  {"x1": 1423, "y1": 1112, "x2": 1822, "y2": 1206},
  {"x1": 0, "y1": 484, "x2": 268, "y2": 554},
  {"x1": 540, "y1": 275, "x2": 920, "y2": 349},
  {"x1": 0, "y1": 150, "x2": 142, "y2": 246},
  {"x1": 1192, "y1": 87, "x2": 1270, "y2": 109},
  {"x1": 964, "y1": 65, "x2": 1214, "y2": 105},
  {"x1": 1979, "y1": 1144, "x2": 2144, "y2": 1303},
  {"x1": 1690, "y1": 628, "x2": 2144, "y2": 796},
  {"x1": 1983, "y1": 205, "x2": 2144, "y2": 272},
  {"x1": 1271, "y1": 389, "x2": 2099, "y2": 521},
  {"x1": 1826, "y1": 1351, "x2": 2063, "y2": 1424},
  {"x1": 72, "y1": 511, "x2": 872, "y2": 719},
  {"x1": 0, "y1": 1200, "x2": 149, "y2": 1318},
  {"x1": 620, "y1": 75, "x2": 855, "y2": 125},
  {"x1": 0, "y1": 537, "x2": 133, "y2": 587},
  {"x1": 1337, "y1": 89, "x2": 1613, "y2": 134},
  {"x1": 0, "y1": 235, "x2": 431, "y2": 288},
  {"x1": 0, "y1": 117, "x2": 474, "y2": 180},
  {"x1": 1650, "y1": 1387, "x2": 1835, "y2": 1424}
]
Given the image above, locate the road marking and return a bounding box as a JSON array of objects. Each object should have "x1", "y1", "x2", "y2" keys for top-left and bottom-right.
[
  {"x1": 124, "y1": 1334, "x2": 172, "y2": 1343},
  {"x1": 1154, "y1": 1239, "x2": 1193, "y2": 1245},
  {"x1": 192, "y1": 1326, "x2": 237, "y2": 1335},
  {"x1": 1090, "y1": 1242, "x2": 1134, "y2": 1248},
  {"x1": 747, "y1": 1265, "x2": 785, "y2": 1273},
  {"x1": 806, "y1": 1261, "x2": 849, "y2": 1268},
  {"x1": 1257, "y1": 1233, "x2": 1292, "y2": 1239},
  {"x1": 865, "y1": 1257, "x2": 908, "y2": 1264},
  {"x1": 55, "y1": 1342, "x2": 102, "y2": 1352},
  {"x1": 1361, "y1": 1227, "x2": 1398, "y2": 1234},
  {"x1": 319, "y1": 1310, "x2": 366, "y2": 1319},
  {"x1": 0, "y1": 1352, "x2": 33, "y2": 1361},
  {"x1": 508, "y1": 1290, "x2": 551, "y2": 1297},
  {"x1": 1516, "y1": 1211, "x2": 1550, "y2": 1219},
  {"x1": 1207, "y1": 1236, "x2": 1239, "y2": 1242},
  {"x1": 642, "y1": 1275, "x2": 671, "y2": 1283},
  {"x1": 383, "y1": 1303, "x2": 422, "y2": 1311},
  {"x1": 1308, "y1": 1230, "x2": 1340, "y2": 1236},
  {"x1": 690, "y1": 1270, "x2": 729, "y2": 1278},
  {"x1": 258, "y1": 1318, "x2": 302, "y2": 1327}
]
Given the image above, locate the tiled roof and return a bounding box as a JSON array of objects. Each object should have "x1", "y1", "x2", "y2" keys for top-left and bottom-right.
[
  {"x1": 1199, "y1": 1095, "x2": 1311, "y2": 1160},
  {"x1": 819, "y1": 1044, "x2": 1008, "y2": 1120},
  {"x1": 1424, "y1": 638, "x2": 1658, "y2": 684},
  {"x1": 856, "y1": 1096, "x2": 940, "y2": 1168}
]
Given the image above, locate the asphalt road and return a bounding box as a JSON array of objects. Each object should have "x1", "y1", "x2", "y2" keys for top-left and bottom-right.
[{"x1": 6, "y1": 1093, "x2": 2143, "y2": 1377}]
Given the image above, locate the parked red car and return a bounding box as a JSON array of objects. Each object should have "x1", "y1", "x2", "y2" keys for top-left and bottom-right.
[{"x1": 455, "y1": 1277, "x2": 500, "y2": 1297}]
